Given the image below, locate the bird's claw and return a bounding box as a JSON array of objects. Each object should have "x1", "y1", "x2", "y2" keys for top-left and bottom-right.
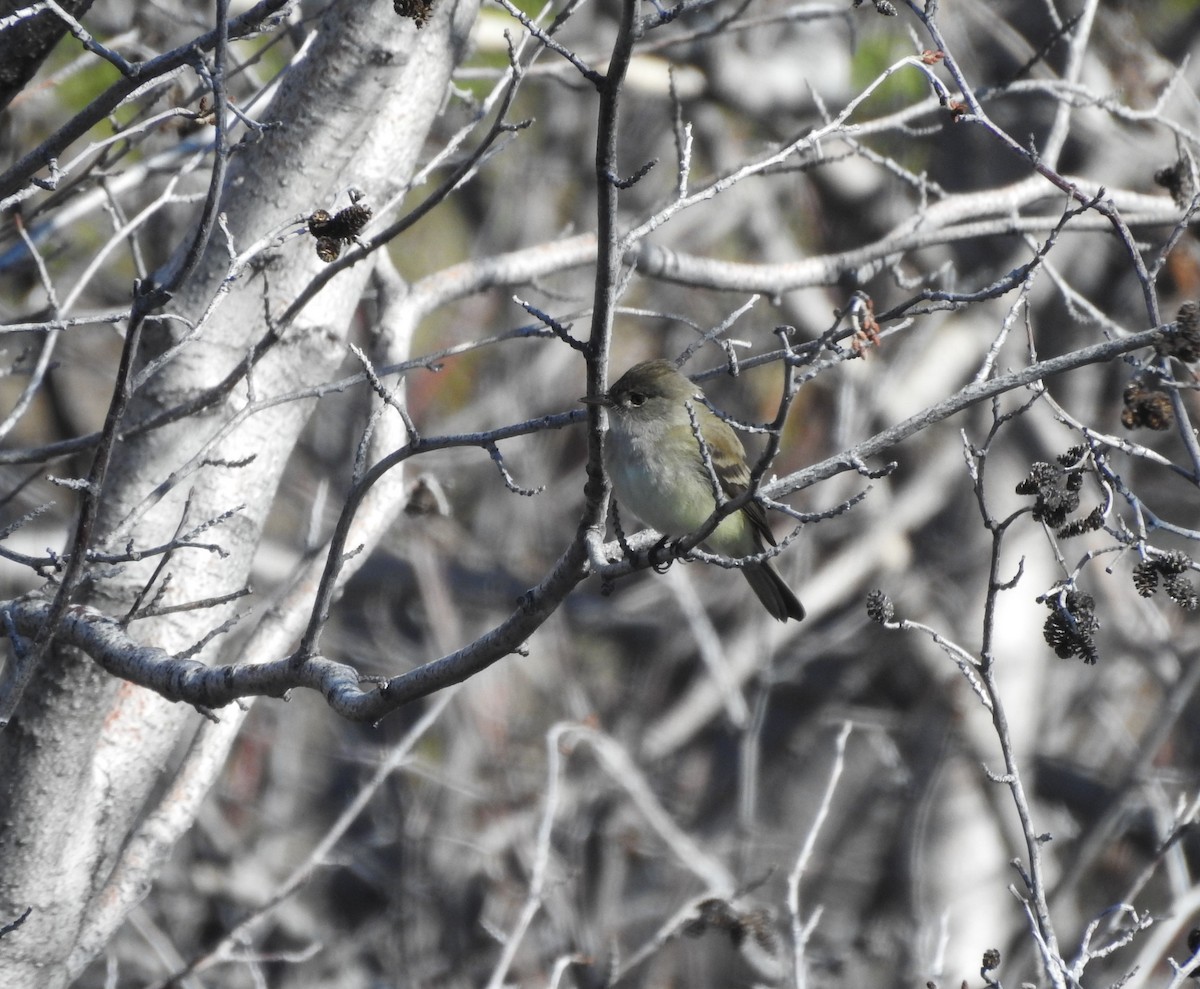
[{"x1": 649, "y1": 535, "x2": 681, "y2": 573}]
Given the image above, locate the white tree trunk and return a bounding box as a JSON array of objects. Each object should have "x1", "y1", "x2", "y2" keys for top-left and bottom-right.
[{"x1": 0, "y1": 1, "x2": 479, "y2": 982}]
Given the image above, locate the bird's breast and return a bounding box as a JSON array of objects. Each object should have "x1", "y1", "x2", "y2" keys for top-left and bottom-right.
[{"x1": 605, "y1": 426, "x2": 720, "y2": 537}]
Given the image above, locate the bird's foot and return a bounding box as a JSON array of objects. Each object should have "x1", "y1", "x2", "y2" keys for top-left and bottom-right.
[{"x1": 649, "y1": 535, "x2": 683, "y2": 573}]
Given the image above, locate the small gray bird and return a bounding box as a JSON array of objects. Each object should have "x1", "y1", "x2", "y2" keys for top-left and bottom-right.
[{"x1": 584, "y1": 360, "x2": 805, "y2": 622}]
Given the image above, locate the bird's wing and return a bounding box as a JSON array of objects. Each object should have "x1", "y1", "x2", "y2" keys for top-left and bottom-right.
[{"x1": 705, "y1": 413, "x2": 778, "y2": 548}]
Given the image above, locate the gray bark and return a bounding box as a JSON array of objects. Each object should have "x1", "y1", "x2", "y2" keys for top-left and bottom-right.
[{"x1": 0, "y1": 0, "x2": 479, "y2": 983}]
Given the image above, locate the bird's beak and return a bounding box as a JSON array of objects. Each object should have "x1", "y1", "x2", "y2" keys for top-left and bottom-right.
[{"x1": 580, "y1": 393, "x2": 612, "y2": 408}]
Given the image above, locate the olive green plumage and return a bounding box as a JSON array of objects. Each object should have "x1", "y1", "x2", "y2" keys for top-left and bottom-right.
[{"x1": 587, "y1": 360, "x2": 804, "y2": 622}]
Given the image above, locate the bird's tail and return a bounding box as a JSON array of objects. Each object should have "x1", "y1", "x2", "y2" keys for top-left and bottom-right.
[{"x1": 743, "y1": 561, "x2": 806, "y2": 622}]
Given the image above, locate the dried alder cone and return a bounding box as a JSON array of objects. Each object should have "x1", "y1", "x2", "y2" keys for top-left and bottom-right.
[
  {"x1": 682, "y1": 898, "x2": 777, "y2": 954},
  {"x1": 1155, "y1": 158, "x2": 1198, "y2": 210},
  {"x1": 1014, "y1": 446, "x2": 1103, "y2": 538},
  {"x1": 394, "y1": 0, "x2": 435, "y2": 28},
  {"x1": 851, "y1": 0, "x2": 898, "y2": 14},
  {"x1": 1040, "y1": 588, "x2": 1099, "y2": 665},
  {"x1": 306, "y1": 198, "x2": 373, "y2": 263},
  {"x1": 865, "y1": 588, "x2": 895, "y2": 624},
  {"x1": 1122, "y1": 300, "x2": 1200, "y2": 429},
  {"x1": 1121, "y1": 379, "x2": 1174, "y2": 430},
  {"x1": 681, "y1": 897, "x2": 781, "y2": 979},
  {"x1": 1159, "y1": 300, "x2": 1200, "y2": 363},
  {"x1": 1132, "y1": 552, "x2": 1199, "y2": 610}
]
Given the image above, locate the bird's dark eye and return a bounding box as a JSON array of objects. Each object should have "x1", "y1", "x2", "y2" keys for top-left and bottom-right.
[{"x1": 627, "y1": 391, "x2": 646, "y2": 407}]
